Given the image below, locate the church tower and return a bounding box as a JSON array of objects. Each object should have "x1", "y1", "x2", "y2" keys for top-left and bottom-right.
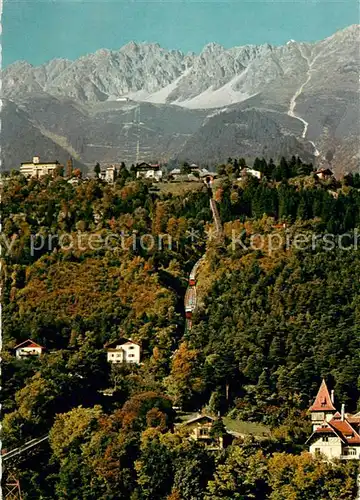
[
  {"x1": 309, "y1": 379, "x2": 336, "y2": 431},
  {"x1": 66, "y1": 157, "x2": 73, "y2": 178}
]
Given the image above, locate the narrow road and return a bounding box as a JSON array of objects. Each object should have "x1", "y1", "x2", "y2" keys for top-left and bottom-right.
[{"x1": 287, "y1": 45, "x2": 320, "y2": 157}]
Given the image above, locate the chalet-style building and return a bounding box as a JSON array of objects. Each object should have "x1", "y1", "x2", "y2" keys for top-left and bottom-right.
[
  {"x1": 307, "y1": 379, "x2": 360, "y2": 460},
  {"x1": 314, "y1": 167, "x2": 333, "y2": 180},
  {"x1": 14, "y1": 339, "x2": 44, "y2": 358},
  {"x1": 136, "y1": 163, "x2": 163, "y2": 181},
  {"x1": 105, "y1": 338, "x2": 141, "y2": 364},
  {"x1": 180, "y1": 414, "x2": 233, "y2": 450},
  {"x1": 20, "y1": 156, "x2": 61, "y2": 178}
]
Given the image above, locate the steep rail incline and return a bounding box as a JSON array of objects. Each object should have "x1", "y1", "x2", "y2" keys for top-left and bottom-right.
[
  {"x1": 210, "y1": 197, "x2": 223, "y2": 236},
  {"x1": 184, "y1": 189, "x2": 222, "y2": 332}
]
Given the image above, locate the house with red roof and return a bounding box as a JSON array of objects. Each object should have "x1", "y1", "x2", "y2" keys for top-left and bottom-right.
[
  {"x1": 307, "y1": 379, "x2": 360, "y2": 460},
  {"x1": 314, "y1": 167, "x2": 333, "y2": 180},
  {"x1": 14, "y1": 339, "x2": 44, "y2": 359},
  {"x1": 308, "y1": 378, "x2": 336, "y2": 431}
]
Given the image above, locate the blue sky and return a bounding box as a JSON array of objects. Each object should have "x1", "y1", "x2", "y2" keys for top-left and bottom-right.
[{"x1": 2, "y1": 0, "x2": 359, "y2": 67}]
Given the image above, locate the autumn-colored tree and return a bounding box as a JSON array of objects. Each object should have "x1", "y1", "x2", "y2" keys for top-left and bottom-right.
[
  {"x1": 50, "y1": 405, "x2": 103, "y2": 461},
  {"x1": 206, "y1": 447, "x2": 269, "y2": 499},
  {"x1": 165, "y1": 342, "x2": 204, "y2": 408},
  {"x1": 268, "y1": 452, "x2": 358, "y2": 500},
  {"x1": 152, "y1": 201, "x2": 169, "y2": 234},
  {"x1": 135, "y1": 431, "x2": 174, "y2": 499},
  {"x1": 117, "y1": 391, "x2": 174, "y2": 432}
]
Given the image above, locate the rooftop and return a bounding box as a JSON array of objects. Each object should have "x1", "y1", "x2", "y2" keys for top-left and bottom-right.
[
  {"x1": 309, "y1": 379, "x2": 336, "y2": 412},
  {"x1": 14, "y1": 339, "x2": 44, "y2": 349}
]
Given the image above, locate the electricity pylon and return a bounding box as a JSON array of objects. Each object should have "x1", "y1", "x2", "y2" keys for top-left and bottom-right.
[{"x1": 4, "y1": 471, "x2": 23, "y2": 500}]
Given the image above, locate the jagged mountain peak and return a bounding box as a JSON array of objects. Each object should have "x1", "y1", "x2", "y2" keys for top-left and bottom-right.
[
  {"x1": 201, "y1": 42, "x2": 225, "y2": 54},
  {"x1": 1, "y1": 25, "x2": 358, "y2": 175}
]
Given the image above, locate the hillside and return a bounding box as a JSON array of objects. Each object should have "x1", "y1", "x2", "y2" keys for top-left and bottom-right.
[{"x1": 2, "y1": 161, "x2": 360, "y2": 498}]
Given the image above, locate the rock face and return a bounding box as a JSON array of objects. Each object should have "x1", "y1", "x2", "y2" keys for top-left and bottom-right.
[{"x1": 2, "y1": 25, "x2": 359, "y2": 173}]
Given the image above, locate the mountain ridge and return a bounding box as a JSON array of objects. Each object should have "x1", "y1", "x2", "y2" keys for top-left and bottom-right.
[
  {"x1": 3, "y1": 24, "x2": 358, "y2": 108},
  {"x1": 2, "y1": 25, "x2": 359, "y2": 173}
]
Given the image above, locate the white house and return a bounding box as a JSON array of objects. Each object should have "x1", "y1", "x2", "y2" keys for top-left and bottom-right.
[
  {"x1": 106, "y1": 166, "x2": 117, "y2": 183},
  {"x1": 105, "y1": 338, "x2": 141, "y2": 364},
  {"x1": 99, "y1": 165, "x2": 117, "y2": 183},
  {"x1": 136, "y1": 163, "x2": 163, "y2": 182},
  {"x1": 20, "y1": 156, "x2": 60, "y2": 178},
  {"x1": 14, "y1": 339, "x2": 44, "y2": 358},
  {"x1": 240, "y1": 167, "x2": 262, "y2": 180},
  {"x1": 306, "y1": 379, "x2": 360, "y2": 460}
]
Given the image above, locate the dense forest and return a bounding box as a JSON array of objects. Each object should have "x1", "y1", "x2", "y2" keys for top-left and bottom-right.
[{"x1": 2, "y1": 157, "x2": 360, "y2": 498}]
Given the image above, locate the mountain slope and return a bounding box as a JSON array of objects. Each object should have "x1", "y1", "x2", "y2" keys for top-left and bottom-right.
[
  {"x1": 176, "y1": 107, "x2": 314, "y2": 164},
  {"x1": 1, "y1": 99, "x2": 86, "y2": 171},
  {"x1": 2, "y1": 25, "x2": 359, "y2": 172}
]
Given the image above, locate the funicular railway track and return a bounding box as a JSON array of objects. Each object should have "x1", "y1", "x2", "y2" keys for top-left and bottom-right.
[{"x1": 184, "y1": 181, "x2": 222, "y2": 331}]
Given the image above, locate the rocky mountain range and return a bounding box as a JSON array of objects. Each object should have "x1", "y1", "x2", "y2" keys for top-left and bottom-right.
[{"x1": 2, "y1": 24, "x2": 359, "y2": 173}]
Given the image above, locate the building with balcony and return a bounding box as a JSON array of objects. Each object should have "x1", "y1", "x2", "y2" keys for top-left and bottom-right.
[
  {"x1": 179, "y1": 414, "x2": 233, "y2": 450},
  {"x1": 306, "y1": 379, "x2": 360, "y2": 460}
]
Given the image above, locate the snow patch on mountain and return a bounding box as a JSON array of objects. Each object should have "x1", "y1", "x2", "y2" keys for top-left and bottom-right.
[
  {"x1": 145, "y1": 68, "x2": 192, "y2": 104},
  {"x1": 175, "y1": 73, "x2": 257, "y2": 109}
]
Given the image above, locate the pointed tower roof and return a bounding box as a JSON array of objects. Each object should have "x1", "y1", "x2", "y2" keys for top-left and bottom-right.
[{"x1": 309, "y1": 379, "x2": 336, "y2": 412}]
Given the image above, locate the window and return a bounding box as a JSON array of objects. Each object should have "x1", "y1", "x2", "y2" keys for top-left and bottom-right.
[
  {"x1": 311, "y1": 413, "x2": 324, "y2": 421},
  {"x1": 322, "y1": 436, "x2": 329, "y2": 442},
  {"x1": 199, "y1": 428, "x2": 209, "y2": 436},
  {"x1": 344, "y1": 448, "x2": 356, "y2": 456},
  {"x1": 129, "y1": 346, "x2": 135, "y2": 350},
  {"x1": 128, "y1": 354, "x2": 135, "y2": 358},
  {"x1": 315, "y1": 448, "x2": 321, "y2": 456}
]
